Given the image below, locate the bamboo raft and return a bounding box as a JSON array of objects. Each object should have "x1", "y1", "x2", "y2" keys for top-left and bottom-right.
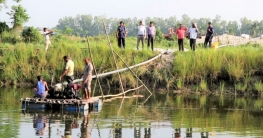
[{"x1": 21, "y1": 97, "x2": 102, "y2": 111}]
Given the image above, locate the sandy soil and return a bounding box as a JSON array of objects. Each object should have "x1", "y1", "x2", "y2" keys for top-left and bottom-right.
[{"x1": 197, "y1": 34, "x2": 263, "y2": 45}]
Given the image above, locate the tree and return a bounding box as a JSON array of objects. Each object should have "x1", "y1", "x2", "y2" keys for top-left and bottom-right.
[
  {"x1": 22, "y1": 26, "x2": 42, "y2": 43},
  {"x1": 7, "y1": 5, "x2": 30, "y2": 30},
  {"x1": 0, "y1": 22, "x2": 9, "y2": 34},
  {"x1": 64, "y1": 26, "x2": 73, "y2": 36},
  {"x1": 250, "y1": 21, "x2": 259, "y2": 37}
]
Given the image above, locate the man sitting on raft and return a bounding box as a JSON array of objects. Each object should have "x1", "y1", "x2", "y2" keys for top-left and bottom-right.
[{"x1": 34, "y1": 75, "x2": 49, "y2": 98}]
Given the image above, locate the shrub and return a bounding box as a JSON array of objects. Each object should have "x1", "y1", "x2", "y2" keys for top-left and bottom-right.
[{"x1": 22, "y1": 27, "x2": 43, "y2": 43}]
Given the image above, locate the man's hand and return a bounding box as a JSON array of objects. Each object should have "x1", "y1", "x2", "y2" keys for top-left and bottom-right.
[
  {"x1": 84, "y1": 79, "x2": 87, "y2": 84},
  {"x1": 59, "y1": 76, "x2": 62, "y2": 82}
]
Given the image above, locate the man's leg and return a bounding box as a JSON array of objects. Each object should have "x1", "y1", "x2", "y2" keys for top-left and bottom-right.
[
  {"x1": 151, "y1": 35, "x2": 155, "y2": 51},
  {"x1": 147, "y1": 35, "x2": 151, "y2": 48},
  {"x1": 181, "y1": 39, "x2": 184, "y2": 51},
  {"x1": 66, "y1": 76, "x2": 74, "y2": 83},
  {"x1": 122, "y1": 38, "x2": 125, "y2": 49},
  {"x1": 209, "y1": 36, "x2": 213, "y2": 48},
  {"x1": 45, "y1": 41, "x2": 49, "y2": 52},
  {"x1": 118, "y1": 38, "x2": 121, "y2": 48},
  {"x1": 137, "y1": 36, "x2": 140, "y2": 50},
  {"x1": 193, "y1": 39, "x2": 196, "y2": 51},
  {"x1": 204, "y1": 37, "x2": 209, "y2": 48},
  {"x1": 178, "y1": 39, "x2": 181, "y2": 51},
  {"x1": 141, "y1": 36, "x2": 145, "y2": 49},
  {"x1": 190, "y1": 39, "x2": 193, "y2": 50},
  {"x1": 87, "y1": 78, "x2": 92, "y2": 99}
]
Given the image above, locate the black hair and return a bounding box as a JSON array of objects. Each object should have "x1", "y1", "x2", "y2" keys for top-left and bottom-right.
[
  {"x1": 43, "y1": 28, "x2": 47, "y2": 31},
  {"x1": 120, "y1": 21, "x2": 123, "y2": 24},
  {"x1": 63, "y1": 55, "x2": 68, "y2": 59},
  {"x1": 139, "y1": 21, "x2": 142, "y2": 23},
  {"x1": 37, "y1": 75, "x2": 42, "y2": 81},
  {"x1": 150, "y1": 22, "x2": 153, "y2": 24}
]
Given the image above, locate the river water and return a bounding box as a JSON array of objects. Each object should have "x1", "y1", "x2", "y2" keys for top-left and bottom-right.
[{"x1": 1, "y1": 87, "x2": 263, "y2": 138}]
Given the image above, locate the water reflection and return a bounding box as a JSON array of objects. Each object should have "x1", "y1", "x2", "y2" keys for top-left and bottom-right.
[
  {"x1": 2, "y1": 88, "x2": 263, "y2": 137},
  {"x1": 33, "y1": 114, "x2": 47, "y2": 136}
]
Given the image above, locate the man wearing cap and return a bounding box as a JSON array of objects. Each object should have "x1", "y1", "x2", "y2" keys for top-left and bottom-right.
[
  {"x1": 176, "y1": 24, "x2": 188, "y2": 51},
  {"x1": 116, "y1": 21, "x2": 126, "y2": 49},
  {"x1": 82, "y1": 57, "x2": 93, "y2": 100},
  {"x1": 204, "y1": 22, "x2": 214, "y2": 48},
  {"x1": 59, "y1": 56, "x2": 75, "y2": 83},
  {"x1": 137, "y1": 21, "x2": 146, "y2": 50}
]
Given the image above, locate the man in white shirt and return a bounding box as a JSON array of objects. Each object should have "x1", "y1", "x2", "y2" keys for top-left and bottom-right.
[
  {"x1": 137, "y1": 21, "x2": 146, "y2": 50},
  {"x1": 43, "y1": 28, "x2": 53, "y2": 52},
  {"x1": 188, "y1": 23, "x2": 199, "y2": 51}
]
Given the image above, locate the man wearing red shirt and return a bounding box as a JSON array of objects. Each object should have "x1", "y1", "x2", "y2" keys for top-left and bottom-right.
[{"x1": 176, "y1": 24, "x2": 188, "y2": 51}]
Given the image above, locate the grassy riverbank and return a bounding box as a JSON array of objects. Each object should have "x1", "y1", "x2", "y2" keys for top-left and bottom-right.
[
  {"x1": 171, "y1": 43, "x2": 263, "y2": 95},
  {"x1": 0, "y1": 35, "x2": 158, "y2": 86},
  {"x1": 1, "y1": 34, "x2": 263, "y2": 96}
]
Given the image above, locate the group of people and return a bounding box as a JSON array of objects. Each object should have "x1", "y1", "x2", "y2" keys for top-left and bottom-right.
[
  {"x1": 175, "y1": 22, "x2": 214, "y2": 51},
  {"x1": 116, "y1": 21, "x2": 156, "y2": 51},
  {"x1": 116, "y1": 21, "x2": 215, "y2": 51},
  {"x1": 34, "y1": 56, "x2": 94, "y2": 100}
]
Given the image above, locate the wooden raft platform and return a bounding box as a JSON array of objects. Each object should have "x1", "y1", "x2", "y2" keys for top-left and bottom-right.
[{"x1": 20, "y1": 97, "x2": 102, "y2": 111}]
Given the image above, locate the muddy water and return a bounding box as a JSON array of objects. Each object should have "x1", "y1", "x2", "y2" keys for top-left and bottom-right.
[{"x1": 1, "y1": 87, "x2": 263, "y2": 138}]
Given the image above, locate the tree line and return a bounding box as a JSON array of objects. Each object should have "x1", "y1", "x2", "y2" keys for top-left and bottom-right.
[{"x1": 55, "y1": 14, "x2": 263, "y2": 37}]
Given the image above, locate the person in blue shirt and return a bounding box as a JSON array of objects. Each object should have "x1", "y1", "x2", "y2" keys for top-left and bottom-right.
[
  {"x1": 204, "y1": 22, "x2": 214, "y2": 48},
  {"x1": 116, "y1": 21, "x2": 126, "y2": 49},
  {"x1": 34, "y1": 75, "x2": 49, "y2": 98}
]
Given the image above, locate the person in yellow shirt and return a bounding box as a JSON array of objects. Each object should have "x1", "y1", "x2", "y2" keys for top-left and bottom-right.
[{"x1": 59, "y1": 56, "x2": 74, "y2": 83}]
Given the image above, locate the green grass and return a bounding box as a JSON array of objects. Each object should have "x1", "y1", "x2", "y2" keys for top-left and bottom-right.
[
  {"x1": 172, "y1": 44, "x2": 263, "y2": 94},
  {"x1": 0, "y1": 35, "x2": 158, "y2": 86}
]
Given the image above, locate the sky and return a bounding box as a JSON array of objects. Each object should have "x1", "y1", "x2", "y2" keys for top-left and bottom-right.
[{"x1": 0, "y1": 0, "x2": 262, "y2": 28}]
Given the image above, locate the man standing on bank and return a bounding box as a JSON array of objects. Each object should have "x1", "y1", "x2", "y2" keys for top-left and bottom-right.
[
  {"x1": 176, "y1": 24, "x2": 188, "y2": 51},
  {"x1": 204, "y1": 22, "x2": 214, "y2": 48},
  {"x1": 116, "y1": 21, "x2": 126, "y2": 49},
  {"x1": 147, "y1": 22, "x2": 156, "y2": 51},
  {"x1": 43, "y1": 28, "x2": 53, "y2": 52},
  {"x1": 188, "y1": 23, "x2": 199, "y2": 51},
  {"x1": 59, "y1": 56, "x2": 75, "y2": 83},
  {"x1": 82, "y1": 58, "x2": 93, "y2": 100},
  {"x1": 137, "y1": 21, "x2": 146, "y2": 50}
]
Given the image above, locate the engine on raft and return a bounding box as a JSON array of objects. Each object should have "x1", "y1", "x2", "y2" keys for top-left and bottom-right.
[{"x1": 47, "y1": 82, "x2": 82, "y2": 99}]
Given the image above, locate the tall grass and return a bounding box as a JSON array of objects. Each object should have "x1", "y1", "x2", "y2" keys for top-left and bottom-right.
[
  {"x1": 173, "y1": 45, "x2": 263, "y2": 94},
  {"x1": 254, "y1": 81, "x2": 263, "y2": 96},
  {"x1": 0, "y1": 35, "x2": 157, "y2": 86}
]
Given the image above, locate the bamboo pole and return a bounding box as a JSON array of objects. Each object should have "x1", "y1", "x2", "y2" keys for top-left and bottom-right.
[
  {"x1": 95, "y1": 85, "x2": 143, "y2": 98},
  {"x1": 102, "y1": 21, "x2": 125, "y2": 94},
  {"x1": 102, "y1": 20, "x2": 152, "y2": 95},
  {"x1": 86, "y1": 35, "x2": 104, "y2": 98}
]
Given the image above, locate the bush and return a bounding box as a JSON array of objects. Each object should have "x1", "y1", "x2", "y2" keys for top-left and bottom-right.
[
  {"x1": 1, "y1": 30, "x2": 22, "y2": 44},
  {"x1": 22, "y1": 27, "x2": 43, "y2": 43},
  {"x1": 0, "y1": 22, "x2": 10, "y2": 34},
  {"x1": 155, "y1": 28, "x2": 163, "y2": 43}
]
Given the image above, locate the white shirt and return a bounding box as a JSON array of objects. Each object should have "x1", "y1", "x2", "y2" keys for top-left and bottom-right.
[
  {"x1": 43, "y1": 32, "x2": 50, "y2": 41},
  {"x1": 189, "y1": 28, "x2": 198, "y2": 39},
  {"x1": 137, "y1": 25, "x2": 146, "y2": 35}
]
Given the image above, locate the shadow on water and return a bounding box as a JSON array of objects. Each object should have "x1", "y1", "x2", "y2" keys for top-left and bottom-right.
[{"x1": 1, "y1": 87, "x2": 263, "y2": 137}]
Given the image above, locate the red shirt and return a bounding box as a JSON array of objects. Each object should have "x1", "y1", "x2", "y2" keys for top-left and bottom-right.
[{"x1": 176, "y1": 28, "x2": 187, "y2": 39}]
